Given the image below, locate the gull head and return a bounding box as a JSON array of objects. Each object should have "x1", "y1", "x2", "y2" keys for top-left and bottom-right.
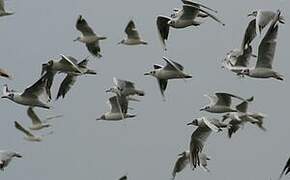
[
  {"x1": 248, "y1": 11, "x2": 257, "y2": 17},
  {"x1": 117, "y1": 39, "x2": 125, "y2": 45},
  {"x1": 96, "y1": 115, "x2": 105, "y2": 121},
  {"x1": 73, "y1": 37, "x2": 81, "y2": 42},
  {"x1": 178, "y1": 151, "x2": 187, "y2": 157},
  {"x1": 1, "y1": 93, "x2": 14, "y2": 100},
  {"x1": 238, "y1": 69, "x2": 250, "y2": 76},
  {"x1": 13, "y1": 153, "x2": 22, "y2": 158},
  {"x1": 187, "y1": 119, "x2": 199, "y2": 126},
  {"x1": 200, "y1": 106, "x2": 210, "y2": 111},
  {"x1": 144, "y1": 71, "x2": 156, "y2": 77}
]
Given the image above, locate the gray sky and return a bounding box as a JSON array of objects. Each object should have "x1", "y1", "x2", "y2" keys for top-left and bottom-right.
[{"x1": 1, "y1": 0, "x2": 290, "y2": 179}]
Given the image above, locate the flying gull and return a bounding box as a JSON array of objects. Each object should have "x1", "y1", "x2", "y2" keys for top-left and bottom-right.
[
  {"x1": 144, "y1": 57, "x2": 192, "y2": 99},
  {"x1": 74, "y1": 15, "x2": 107, "y2": 58}
]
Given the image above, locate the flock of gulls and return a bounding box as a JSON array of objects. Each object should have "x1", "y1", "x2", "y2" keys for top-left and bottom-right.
[{"x1": 0, "y1": 0, "x2": 289, "y2": 179}]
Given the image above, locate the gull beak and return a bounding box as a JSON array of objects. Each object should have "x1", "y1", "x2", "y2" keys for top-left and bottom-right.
[
  {"x1": 73, "y1": 38, "x2": 78, "y2": 42},
  {"x1": 1, "y1": 95, "x2": 8, "y2": 99},
  {"x1": 15, "y1": 154, "x2": 22, "y2": 158},
  {"x1": 200, "y1": 107, "x2": 205, "y2": 111},
  {"x1": 105, "y1": 88, "x2": 111, "y2": 93},
  {"x1": 117, "y1": 41, "x2": 122, "y2": 45},
  {"x1": 187, "y1": 121, "x2": 194, "y2": 126},
  {"x1": 247, "y1": 12, "x2": 254, "y2": 17},
  {"x1": 144, "y1": 72, "x2": 150, "y2": 76}
]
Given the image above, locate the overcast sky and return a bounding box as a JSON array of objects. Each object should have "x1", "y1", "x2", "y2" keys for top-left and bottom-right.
[{"x1": 0, "y1": 0, "x2": 290, "y2": 179}]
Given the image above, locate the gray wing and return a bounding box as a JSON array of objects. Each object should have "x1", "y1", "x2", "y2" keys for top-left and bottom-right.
[
  {"x1": 59, "y1": 54, "x2": 81, "y2": 72},
  {"x1": 115, "y1": 78, "x2": 135, "y2": 89},
  {"x1": 158, "y1": 79, "x2": 168, "y2": 97},
  {"x1": 256, "y1": 10, "x2": 276, "y2": 34},
  {"x1": 41, "y1": 65, "x2": 56, "y2": 101},
  {"x1": 109, "y1": 96, "x2": 128, "y2": 114},
  {"x1": 215, "y1": 92, "x2": 248, "y2": 106},
  {"x1": 189, "y1": 125, "x2": 212, "y2": 168},
  {"x1": 76, "y1": 15, "x2": 96, "y2": 36},
  {"x1": 197, "y1": 7, "x2": 225, "y2": 26},
  {"x1": 228, "y1": 119, "x2": 241, "y2": 138},
  {"x1": 156, "y1": 16, "x2": 171, "y2": 50},
  {"x1": 22, "y1": 74, "x2": 47, "y2": 98},
  {"x1": 235, "y1": 45, "x2": 253, "y2": 67},
  {"x1": 125, "y1": 20, "x2": 140, "y2": 39},
  {"x1": 86, "y1": 42, "x2": 101, "y2": 58},
  {"x1": 77, "y1": 58, "x2": 89, "y2": 68},
  {"x1": 180, "y1": 5, "x2": 199, "y2": 20},
  {"x1": 14, "y1": 121, "x2": 34, "y2": 137},
  {"x1": 236, "y1": 101, "x2": 248, "y2": 113},
  {"x1": 0, "y1": 0, "x2": 5, "y2": 12},
  {"x1": 56, "y1": 75, "x2": 77, "y2": 100},
  {"x1": 181, "y1": 0, "x2": 218, "y2": 13},
  {"x1": 162, "y1": 57, "x2": 184, "y2": 71},
  {"x1": 66, "y1": 56, "x2": 78, "y2": 65},
  {"x1": 255, "y1": 11, "x2": 279, "y2": 69},
  {"x1": 172, "y1": 152, "x2": 190, "y2": 179},
  {"x1": 279, "y1": 156, "x2": 290, "y2": 180},
  {"x1": 27, "y1": 107, "x2": 41, "y2": 125},
  {"x1": 241, "y1": 19, "x2": 256, "y2": 50}
]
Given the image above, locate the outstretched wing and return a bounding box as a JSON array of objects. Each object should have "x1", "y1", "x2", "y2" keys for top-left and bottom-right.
[
  {"x1": 27, "y1": 107, "x2": 41, "y2": 125},
  {"x1": 256, "y1": 11, "x2": 279, "y2": 69},
  {"x1": 125, "y1": 20, "x2": 140, "y2": 39},
  {"x1": 76, "y1": 15, "x2": 96, "y2": 36},
  {"x1": 56, "y1": 75, "x2": 77, "y2": 100},
  {"x1": 189, "y1": 125, "x2": 212, "y2": 168},
  {"x1": 14, "y1": 121, "x2": 34, "y2": 137},
  {"x1": 156, "y1": 16, "x2": 171, "y2": 50}
]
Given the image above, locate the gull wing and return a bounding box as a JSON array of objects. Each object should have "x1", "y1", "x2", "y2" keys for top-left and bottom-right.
[
  {"x1": 256, "y1": 10, "x2": 275, "y2": 34},
  {"x1": 77, "y1": 58, "x2": 89, "y2": 68},
  {"x1": 227, "y1": 119, "x2": 242, "y2": 138},
  {"x1": 180, "y1": 5, "x2": 199, "y2": 20},
  {"x1": 66, "y1": 56, "x2": 79, "y2": 67},
  {"x1": 56, "y1": 75, "x2": 77, "y2": 100},
  {"x1": 27, "y1": 107, "x2": 41, "y2": 125},
  {"x1": 14, "y1": 121, "x2": 34, "y2": 137},
  {"x1": 59, "y1": 54, "x2": 81, "y2": 72},
  {"x1": 22, "y1": 75, "x2": 47, "y2": 98},
  {"x1": 197, "y1": 7, "x2": 225, "y2": 26},
  {"x1": 241, "y1": 19, "x2": 256, "y2": 50},
  {"x1": 172, "y1": 151, "x2": 190, "y2": 179},
  {"x1": 199, "y1": 153, "x2": 210, "y2": 172},
  {"x1": 76, "y1": 15, "x2": 96, "y2": 36},
  {"x1": 125, "y1": 20, "x2": 140, "y2": 39},
  {"x1": 0, "y1": 0, "x2": 5, "y2": 13},
  {"x1": 202, "y1": 117, "x2": 220, "y2": 132},
  {"x1": 86, "y1": 42, "x2": 101, "y2": 58},
  {"x1": 215, "y1": 92, "x2": 248, "y2": 106},
  {"x1": 158, "y1": 79, "x2": 168, "y2": 97},
  {"x1": 109, "y1": 96, "x2": 128, "y2": 114},
  {"x1": 255, "y1": 11, "x2": 279, "y2": 69},
  {"x1": 236, "y1": 101, "x2": 248, "y2": 113},
  {"x1": 279, "y1": 156, "x2": 290, "y2": 180},
  {"x1": 156, "y1": 16, "x2": 171, "y2": 50},
  {"x1": 181, "y1": 0, "x2": 218, "y2": 13},
  {"x1": 189, "y1": 125, "x2": 212, "y2": 168},
  {"x1": 235, "y1": 45, "x2": 252, "y2": 67},
  {"x1": 162, "y1": 57, "x2": 184, "y2": 71},
  {"x1": 115, "y1": 78, "x2": 135, "y2": 89}
]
